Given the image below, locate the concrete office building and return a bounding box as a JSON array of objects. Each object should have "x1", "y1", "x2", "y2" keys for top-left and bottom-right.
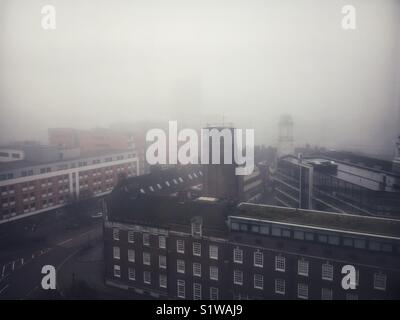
[
  {"x1": 273, "y1": 155, "x2": 400, "y2": 217},
  {"x1": 0, "y1": 143, "x2": 139, "y2": 224}
]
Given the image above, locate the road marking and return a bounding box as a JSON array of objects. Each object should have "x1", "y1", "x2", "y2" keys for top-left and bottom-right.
[
  {"x1": 57, "y1": 238, "x2": 73, "y2": 246},
  {"x1": 80, "y1": 229, "x2": 95, "y2": 237},
  {"x1": 0, "y1": 284, "x2": 9, "y2": 295},
  {"x1": 12, "y1": 261, "x2": 15, "y2": 271},
  {"x1": 56, "y1": 229, "x2": 97, "y2": 247},
  {"x1": 1, "y1": 265, "x2": 4, "y2": 277}
]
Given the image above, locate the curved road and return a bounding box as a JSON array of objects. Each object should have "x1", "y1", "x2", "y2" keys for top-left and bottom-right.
[{"x1": 0, "y1": 220, "x2": 102, "y2": 300}]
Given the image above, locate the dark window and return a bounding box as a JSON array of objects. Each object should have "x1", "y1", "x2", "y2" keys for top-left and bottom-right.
[
  {"x1": 294, "y1": 231, "x2": 305, "y2": 240},
  {"x1": 343, "y1": 238, "x2": 353, "y2": 247},
  {"x1": 272, "y1": 227, "x2": 282, "y2": 237},
  {"x1": 318, "y1": 234, "x2": 328, "y2": 243},
  {"x1": 282, "y1": 229, "x2": 291, "y2": 238},
  {"x1": 369, "y1": 241, "x2": 381, "y2": 251},
  {"x1": 305, "y1": 232, "x2": 314, "y2": 241},
  {"x1": 354, "y1": 239, "x2": 366, "y2": 249}
]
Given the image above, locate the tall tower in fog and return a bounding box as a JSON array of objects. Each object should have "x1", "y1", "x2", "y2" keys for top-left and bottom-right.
[
  {"x1": 202, "y1": 125, "x2": 239, "y2": 200},
  {"x1": 277, "y1": 114, "x2": 294, "y2": 158}
]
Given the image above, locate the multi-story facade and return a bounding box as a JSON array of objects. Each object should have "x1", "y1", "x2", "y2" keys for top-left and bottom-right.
[
  {"x1": 0, "y1": 149, "x2": 139, "y2": 223},
  {"x1": 104, "y1": 189, "x2": 400, "y2": 300},
  {"x1": 237, "y1": 167, "x2": 265, "y2": 203},
  {"x1": 273, "y1": 155, "x2": 400, "y2": 217}
]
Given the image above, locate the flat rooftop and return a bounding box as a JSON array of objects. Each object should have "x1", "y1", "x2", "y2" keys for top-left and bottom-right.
[
  {"x1": 0, "y1": 148, "x2": 134, "y2": 173},
  {"x1": 236, "y1": 203, "x2": 400, "y2": 240}
]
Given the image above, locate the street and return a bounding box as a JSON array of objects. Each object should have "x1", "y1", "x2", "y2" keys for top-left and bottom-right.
[{"x1": 0, "y1": 219, "x2": 102, "y2": 300}]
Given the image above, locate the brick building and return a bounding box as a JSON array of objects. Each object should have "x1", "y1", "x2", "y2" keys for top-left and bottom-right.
[{"x1": 104, "y1": 178, "x2": 400, "y2": 300}]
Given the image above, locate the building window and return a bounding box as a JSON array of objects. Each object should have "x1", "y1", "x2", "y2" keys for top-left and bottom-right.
[
  {"x1": 113, "y1": 246, "x2": 120, "y2": 260},
  {"x1": 231, "y1": 222, "x2": 239, "y2": 230},
  {"x1": 275, "y1": 279, "x2": 285, "y2": 295},
  {"x1": 128, "y1": 267, "x2": 135, "y2": 281},
  {"x1": 233, "y1": 248, "x2": 243, "y2": 264},
  {"x1": 354, "y1": 238, "x2": 366, "y2": 249},
  {"x1": 193, "y1": 283, "x2": 202, "y2": 300},
  {"x1": 128, "y1": 230, "x2": 134, "y2": 243},
  {"x1": 297, "y1": 283, "x2": 308, "y2": 299},
  {"x1": 369, "y1": 241, "x2": 381, "y2": 251},
  {"x1": 159, "y1": 236, "x2": 166, "y2": 249},
  {"x1": 177, "y1": 239, "x2": 185, "y2": 253},
  {"x1": 177, "y1": 280, "x2": 185, "y2": 298},
  {"x1": 143, "y1": 252, "x2": 151, "y2": 266},
  {"x1": 328, "y1": 235, "x2": 340, "y2": 246},
  {"x1": 294, "y1": 230, "x2": 305, "y2": 240},
  {"x1": 159, "y1": 255, "x2": 167, "y2": 269},
  {"x1": 112, "y1": 228, "x2": 119, "y2": 241},
  {"x1": 254, "y1": 274, "x2": 263, "y2": 290},
  {"x1": 143, "y1": 271, "x2": 151, "y2": 284},
  {"x1": 321, "y1": 288, "x2": 333, "y2": 300},
  {"x1": 191, "y1": 219, "x2": 202, "y2": 237},
  {"x1": 177, "y1": 259, "x2": 185, "y2": 274},
  {"x1": 159, "y1": 274, "x2": 167, "y2": 288},
  {"x1": 234, "y1": 270, "x2": 243, "y2": 285},
  {"x1": 128, "y1": 249, "x2": 135, "y2": 262},
  {"x1": 113, "y1": 265, "x2": 121, "y2": 278},
  {"x1": 143, "y1": 233, "x2": 150, "y2": 246},
  {"x1": 193, "y1": 263, "x2": 201, "y2": 277},
  {"x1": 275, "y1": 256, "x2": 286, "y2": 272},
  {"x1": 298, "y1": 259, "x2": 309, "y2": 277},
  {"x1": 210, "y1": 266, "x2": 219, "y2": 281},
  {"x1": 254, "y1": 251, "x2": 263, "y2": 268},
  {"x1": 193, "y1": 242, "x2": 201, "y2": 256},
  {"x1": 209, "y1": 245, "x2": 218, "y2": 260},
  {"x1": 343, "y1": 237, "x2": 353, "y2": 247},
  {"x1": 210, "y1": 287, "x2": 219, "y2": 300},
  {"x1": 272, "y1": 227, "x2": 282, "y2": 237},
  {"x1": 322, "y1": 262, "x2": 333, "y2": 281},
  {"x1": 374, "y1": 273, "x2": 387, "y2": 291}
]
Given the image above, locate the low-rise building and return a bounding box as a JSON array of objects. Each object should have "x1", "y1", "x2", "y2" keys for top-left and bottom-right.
[{"x1": 104, "y1": 181, "x2": 400, "y2": 300}]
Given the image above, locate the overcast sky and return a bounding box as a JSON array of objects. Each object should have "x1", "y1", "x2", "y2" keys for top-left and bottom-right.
[{"x1": 0, "y1": 0, "x2": 399, "y2": 157}]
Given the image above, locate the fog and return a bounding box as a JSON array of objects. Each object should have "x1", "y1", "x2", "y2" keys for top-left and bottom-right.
[{"x1": 0, "y1": 0, "x2": 399, "y2": 158}]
